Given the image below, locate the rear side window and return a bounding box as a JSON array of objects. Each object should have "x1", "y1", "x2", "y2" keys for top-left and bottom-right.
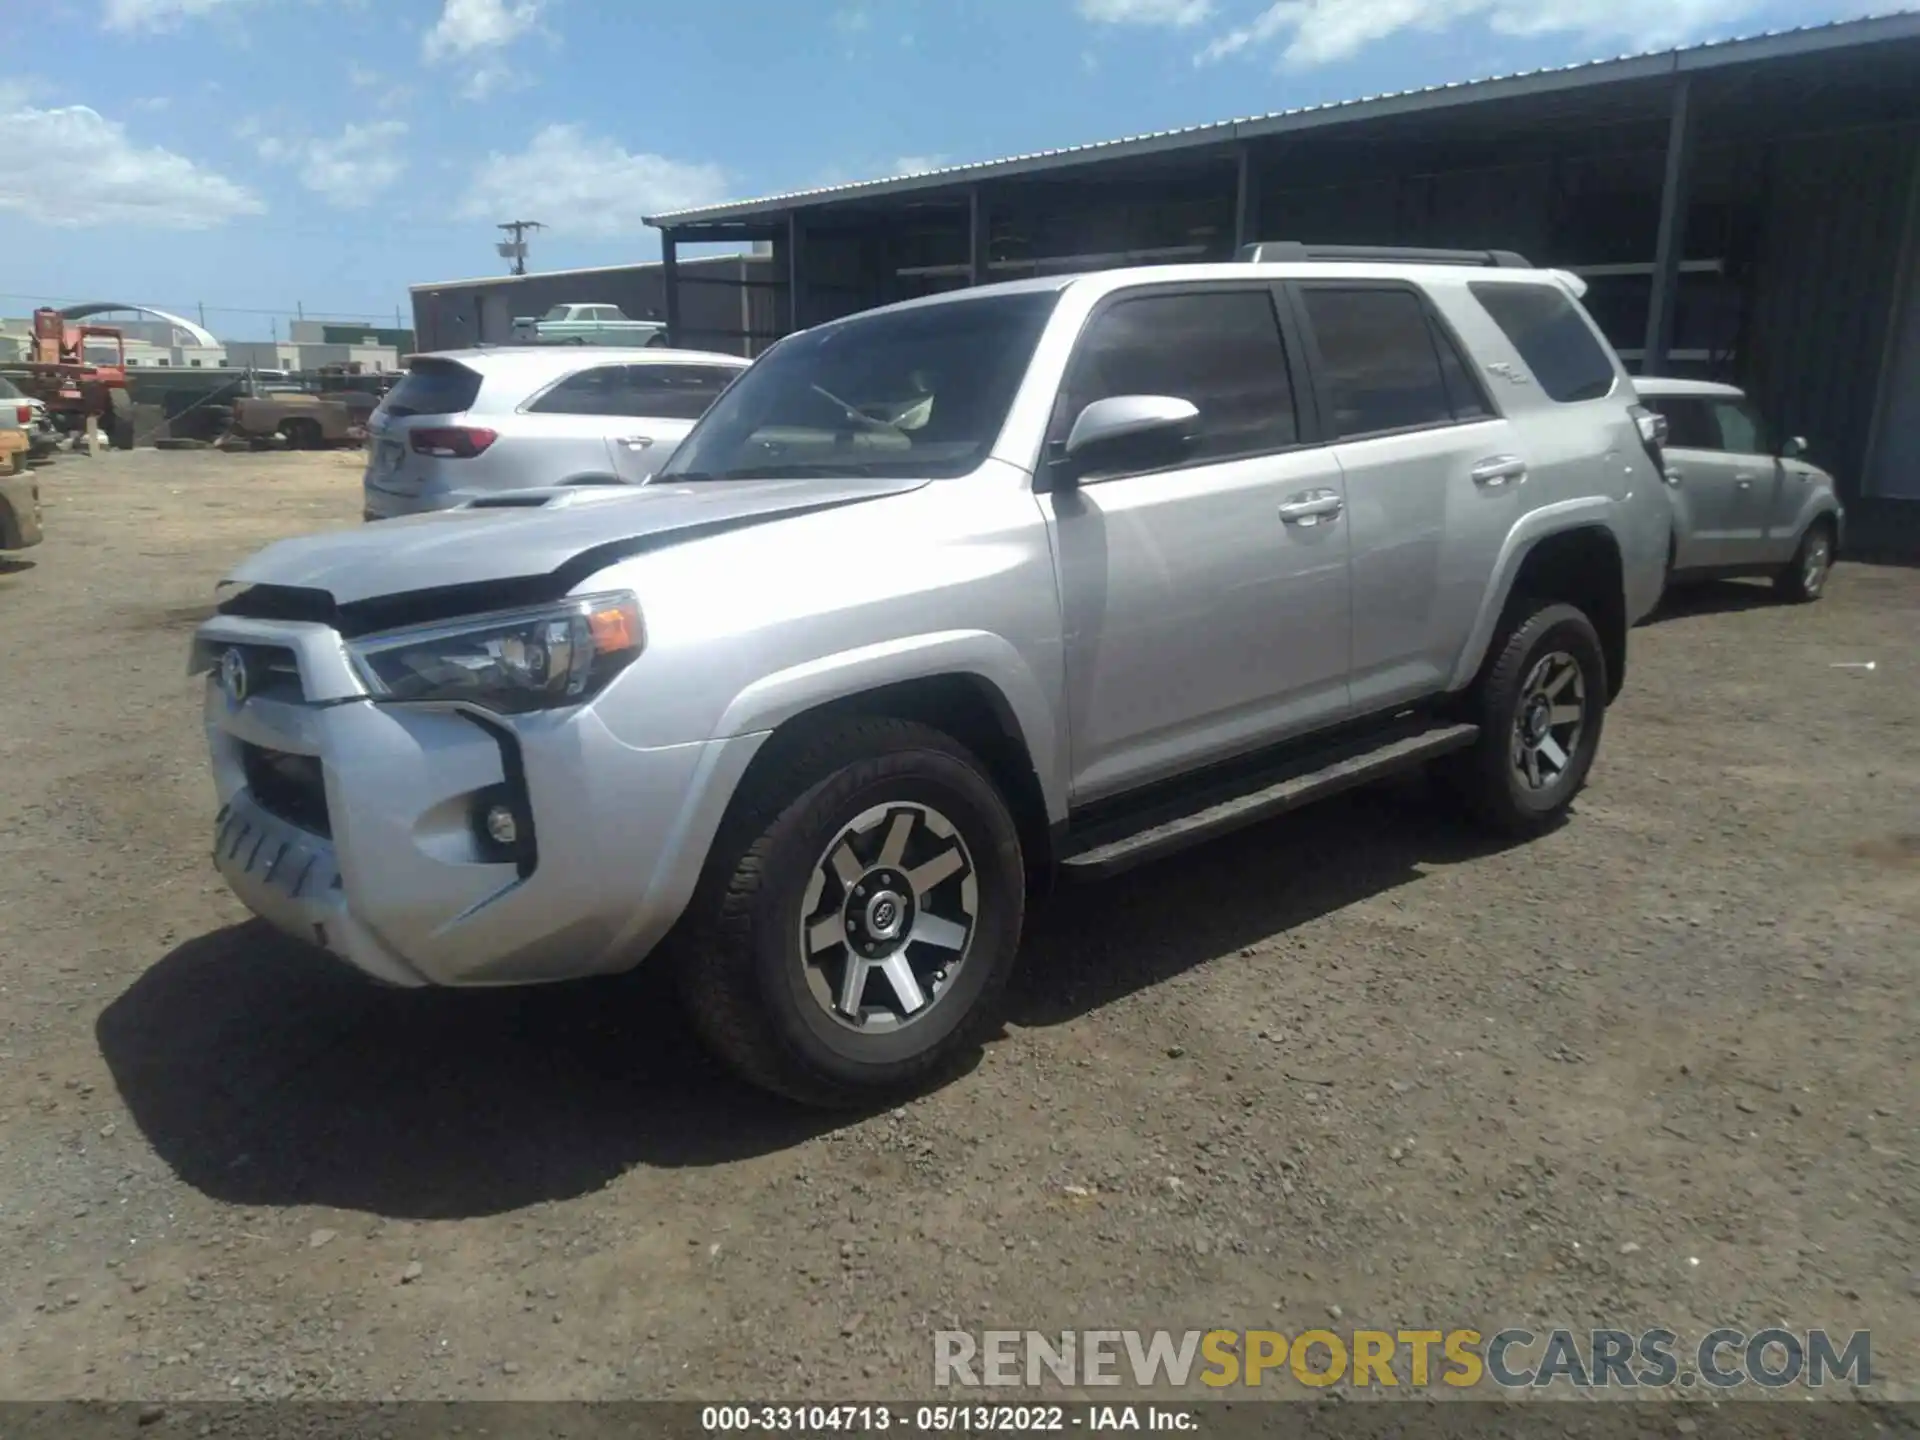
[
  {"x1": 1055, "y1": 288, "x2": 1300, "y2": 471},
  {"x1": 1298, "y1": 287, "x2": 1454, "y2": 438},
  {"x1": 384, "y1": 359, "x2": 481, "y2": 417},
  {"x1": 622, "y1": 364, "x2": 739, "y2": 420},
  {"x1": 1640, "y1": 396, "x2": 1718, "y2": 450},
  {"x1": 1470, "y1": 282, "x2": 1617, "y2": 403},
  {"x1": 528, "y1": 365, "x2": 631, "y2": 416}
]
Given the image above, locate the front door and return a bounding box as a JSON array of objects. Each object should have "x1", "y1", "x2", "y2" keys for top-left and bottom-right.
[{"x1": 1040, "y1": 284, "x2": 1352, "y2": 806}]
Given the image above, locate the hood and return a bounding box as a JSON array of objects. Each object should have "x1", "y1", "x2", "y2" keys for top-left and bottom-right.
[{"x1": 220, "y1": 476, "x2": 929, "y2": 614}]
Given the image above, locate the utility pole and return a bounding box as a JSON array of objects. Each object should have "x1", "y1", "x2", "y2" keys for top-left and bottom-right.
[{"x1": 496, "y1": 219, "x2": 545, "y2": 276}]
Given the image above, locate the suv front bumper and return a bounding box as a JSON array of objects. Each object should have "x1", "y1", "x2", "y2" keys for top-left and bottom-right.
[{"x1": 196, "y1": 620, "x2": 763, "y2": 987}]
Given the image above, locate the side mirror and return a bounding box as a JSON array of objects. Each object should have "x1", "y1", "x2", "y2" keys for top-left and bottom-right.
[
  {"x1": 1782, "y1": 435, "x2": 1809, "y2": 459},
  {"x1": 1059, "y1": 395, "x2": 1200, "y2": 481}
]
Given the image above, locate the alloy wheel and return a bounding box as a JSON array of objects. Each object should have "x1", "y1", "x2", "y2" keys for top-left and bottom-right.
[
  {"x1": 797, "y1": 801, "x2": 978, "y2": 1033},
  {"x1": 1510, "y1": 651, "x2": 1587, "y2": 793}
]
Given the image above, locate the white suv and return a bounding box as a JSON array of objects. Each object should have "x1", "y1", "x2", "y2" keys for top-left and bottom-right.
[{"x1": 362, "y1": 346, "x2": 750, "y2": 520}]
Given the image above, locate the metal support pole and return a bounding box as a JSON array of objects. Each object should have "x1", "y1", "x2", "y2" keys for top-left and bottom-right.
[
  {"x1": 661, "y1": 230, "x2": 682, "y2": 348},
  {"x1": 787, "y1": 212, "x2": 806, "y2": 332},
  {"x1": 1234, "y1": 143, "x2": 1260, "y2": 253},
  {"x1": 968, "y1": 186, "x2": 987, "y2": 288},
  {"x1": 1644, "y1": 76, "x2": 1695, "y2": 375}
]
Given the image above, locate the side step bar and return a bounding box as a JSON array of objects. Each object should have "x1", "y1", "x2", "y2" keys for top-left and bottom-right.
[{"x1": 1059, "y1": 720, "x2": 1480, "y2": 882}]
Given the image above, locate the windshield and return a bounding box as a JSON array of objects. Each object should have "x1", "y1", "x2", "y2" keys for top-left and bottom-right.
[
  {"x1": 0, "y1": 376, "x2": 20, "y2": 400},
  {"x1": 657, "y1": 289, "x2": 1061, "y2": 481}
]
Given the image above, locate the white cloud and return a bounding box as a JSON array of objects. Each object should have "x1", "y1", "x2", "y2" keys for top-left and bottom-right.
[
  {"x1": 891, "y1": 155, "x2": 949, "y2": 176},
  {"x1": 1079, "y1": 0, "x2": 1213, "y2": 25},
  {"x1": 101, "y1": 0, "x2": 250, "y2": 30},
  {"x1": 0, "y1": 102, "x2": 263, "y2": 228},
  {"x1": 257, "y1": 121, "x2": 409, "y2": 209},
  {"x1": 1197, "y1": 0, "x2": 1764, "y2": 66},
  {"x1": 423, "y1": 0, "x2": 545, "y2": 59},
  {"x1": 422, "y1": 0, "x2": 550, "y2": 97},
  {"x1": 458, "y1": 124, "x2": 729, "y2": 237}
]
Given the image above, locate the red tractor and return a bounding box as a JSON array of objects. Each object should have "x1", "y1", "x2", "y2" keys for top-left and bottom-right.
[{"x1": 10, "y1": 308, "x2": 136, "y2": 449}]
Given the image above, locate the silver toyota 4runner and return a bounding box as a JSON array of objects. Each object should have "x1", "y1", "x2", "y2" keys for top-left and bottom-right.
[{"x1": 191, "y1": 243, "x2": 1672, "y2": 1106}]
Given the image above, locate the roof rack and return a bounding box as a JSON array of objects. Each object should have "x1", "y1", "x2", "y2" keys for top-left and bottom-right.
[{"x1": 1237, "y1": 242, "x2": 1534, "y2": 269}]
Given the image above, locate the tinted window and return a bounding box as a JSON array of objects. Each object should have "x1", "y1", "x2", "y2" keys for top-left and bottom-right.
[
  {"x1": 1712, "y1": 399, "x2": 1769, "y2": 455},
  {"x1": 1054, "y1": 289, "x2": 1299, "y2": 471},
  {"x1": 657, "y1": 290, "x2": 1061, "y2": 482},
  {"x1": 1432, "y1": 322, "x2": 1492, "y2": 421},
  {"x1": 620, "y1": 364, "x2": 739, "y2": 420},
  {"x1": 383, "y1": 358, "x2": 482, "y2": 417},
  {"x1": 1300, "y1": 287, "x2": 1453, "y2": 438},
  {"x1": 1470, "y1": 281, "x2": 1617, "y2": 403},
  {"x1": 1640, "y1": 396, "x2": 1719, "y2": 450},
  {"x1": 527, "y1": 365, "x2": 631, "y2": 416}
]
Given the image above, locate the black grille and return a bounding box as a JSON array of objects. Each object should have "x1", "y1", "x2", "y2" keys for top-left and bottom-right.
[{"x1": 240, "y1": 742, "x2": 331, "y2": 837}]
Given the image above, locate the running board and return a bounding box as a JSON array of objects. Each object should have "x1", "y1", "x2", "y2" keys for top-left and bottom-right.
[{"x1": 1059, "y1": 720, "x2": 1480, "y2": 881}]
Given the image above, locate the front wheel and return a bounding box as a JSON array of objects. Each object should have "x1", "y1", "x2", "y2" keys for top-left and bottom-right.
[
  {"x1": 1434, "y1": 601, "x2": 1608, "y2": 838},
  {"x1": 1774, "y1": 520, "x2": 1833, "y2": 603},
  {"x1": 677, "y1": 718, "x2": 1026, "y2": 1107}
]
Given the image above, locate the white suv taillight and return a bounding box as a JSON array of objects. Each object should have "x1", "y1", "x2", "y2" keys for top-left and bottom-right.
[
  {"x1": 1627, "y1": 403, "x2": 1668, "y2": 469},
  {"x1": 408, "y1": 426, "x2": 497, "y2": 459}
]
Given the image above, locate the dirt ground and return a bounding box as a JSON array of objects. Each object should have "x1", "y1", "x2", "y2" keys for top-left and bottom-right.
[{"x1": 0, "y1": 449, "x2": 1914, "y2": 1404}]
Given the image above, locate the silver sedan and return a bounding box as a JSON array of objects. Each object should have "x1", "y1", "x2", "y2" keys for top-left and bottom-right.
[{"x1": 362, "y1": 345, "x2": 749, "y2": 520}]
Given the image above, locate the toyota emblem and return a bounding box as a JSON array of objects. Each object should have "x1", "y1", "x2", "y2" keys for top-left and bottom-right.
[{"x1": 219, "y1": 647, "x2": 251, "y2": 705}]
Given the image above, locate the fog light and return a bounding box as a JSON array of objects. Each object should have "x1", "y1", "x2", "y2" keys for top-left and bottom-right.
[{"x1": 484, "y1": 804, "x2": 520, "y2": 847}]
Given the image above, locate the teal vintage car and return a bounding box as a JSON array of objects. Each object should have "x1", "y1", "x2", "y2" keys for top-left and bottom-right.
[{"x1": 509, "y1": 303, "x2": 668, "y2": 346}]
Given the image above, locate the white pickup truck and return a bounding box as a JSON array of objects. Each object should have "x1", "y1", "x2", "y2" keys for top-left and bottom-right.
[{"x1": 509, "y1": 303, "x2": 667, "y2": 347}]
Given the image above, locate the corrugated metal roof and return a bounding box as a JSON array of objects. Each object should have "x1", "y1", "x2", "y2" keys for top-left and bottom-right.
[{"x1": 646, "y1": 9, "x2": 1920, "y2": 228}]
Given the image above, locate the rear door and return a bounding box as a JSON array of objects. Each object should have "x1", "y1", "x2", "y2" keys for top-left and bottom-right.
[
  {"x1": 1639, "y1": 395, "x2": 1744, "y2": 569},
  {"x1": 510, "y1": 363, "x2": 636, "y2": 479},
  {"x1": 603, "y1": 363, "x2": 743, "y2": 481},
  {"x1": 1290, "y1": 281, "x2": 1519, "y2": 713}
]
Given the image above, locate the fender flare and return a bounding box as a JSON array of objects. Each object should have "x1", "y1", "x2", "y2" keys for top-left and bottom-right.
[
  {"x1": 1447, "y1": 497, "x2": 1623, "y2": 693},
  {"x1": 713, "y1": 629, "x2": 1067, "y2": 823}
]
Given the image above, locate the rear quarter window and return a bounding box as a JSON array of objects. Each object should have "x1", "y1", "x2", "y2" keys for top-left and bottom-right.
[
  {"x1": 383, "y1": 360, "x2": 482, "y2": 417},
  {"x1": 1469, "y1": 281, "x2": 1618, "y2": 404}
]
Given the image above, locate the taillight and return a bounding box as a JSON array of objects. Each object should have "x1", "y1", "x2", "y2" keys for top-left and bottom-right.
[
  {"x1": 1626, "y1": 403, "x2": 1668, "y2": 467},
  {"x1": 409, "y1": 426, "x2": 497, "y2": 458},
  {"x1": 13, "y1": 406, "x2": 28, "y2": 425}
]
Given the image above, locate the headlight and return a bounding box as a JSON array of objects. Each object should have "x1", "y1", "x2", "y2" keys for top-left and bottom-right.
[{"x1": 348, "y1": 592, "x2": 643, "y2": 713}]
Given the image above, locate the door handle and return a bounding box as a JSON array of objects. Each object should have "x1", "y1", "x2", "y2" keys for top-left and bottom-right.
[
  {"x1": 1278, "y1": 492, "x2": 1343, "y2": 525},
  {"x1": 618, "y1": 436, "x2": 655, "y2": 450},
  {"x1": 1664, "y1": 467, "x2": 1684, "y2": 487},
  {"x1": 1471, "y1": 455, "x2": 1528, "y2": 487},
  {"x1": 1735, "y1": 476, "x2": 1754, "y2": 490}
]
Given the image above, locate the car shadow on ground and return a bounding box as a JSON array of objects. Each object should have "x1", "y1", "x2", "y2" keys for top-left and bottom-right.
[
  {"x1": 1641, "y1": 577, "x2": 1784, "y2": 623},
  {"x1": 0, "y1": 558, "x2": 37, "y2": 576},
  {"x1": 98, "y1": 779, "x2": 1519, "y2": 1221}
]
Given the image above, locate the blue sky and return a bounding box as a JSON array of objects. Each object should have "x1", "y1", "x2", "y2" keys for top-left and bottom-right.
[{"x1": 0, "y1": 0, "x2": 1894, "y2": 339}]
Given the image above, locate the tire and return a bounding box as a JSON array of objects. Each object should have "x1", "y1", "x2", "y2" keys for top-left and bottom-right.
[
  {"x1": 1773, "y1": 518, "x2": 1834, "y2": 604},
  {"x1": 677, "y1": 717, "x2": 1026, "y2": 1108},
  {"x1": 1435, "y1": 600, "x2": 1608, "y2": 839},
  {"x1": 278, "y1": 419, "x2": 322, "y2": 450},
  {"x1": 106, "y1": 389, "x2": 136, "y2": 450}
]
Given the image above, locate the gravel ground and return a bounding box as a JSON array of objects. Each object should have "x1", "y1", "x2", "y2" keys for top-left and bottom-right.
[{"x1": 0, "y1": 449, "x2": 1914, "y2": 1403}]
